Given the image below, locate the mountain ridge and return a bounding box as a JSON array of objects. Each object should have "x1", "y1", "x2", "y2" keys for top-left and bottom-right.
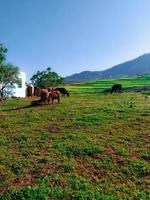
[{"x1": 65, "y1": 53, "x2": 150, "y2": 83}]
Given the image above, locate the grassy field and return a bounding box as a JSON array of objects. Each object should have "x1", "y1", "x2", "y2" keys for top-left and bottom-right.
[
  {"x1": 67, "y1": 74, "x2": 150, "y2": 94},
  {"x1": 0, "y1": 76, "x2": 150, "y2": 199}
]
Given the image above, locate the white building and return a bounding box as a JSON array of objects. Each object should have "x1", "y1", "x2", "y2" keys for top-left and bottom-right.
[{"x1": 4, "y1": 71, "x2": 26, "y2": 98}]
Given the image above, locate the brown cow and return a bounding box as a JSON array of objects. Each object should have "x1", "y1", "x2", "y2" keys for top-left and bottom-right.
[
  {"x1": 40, "y1": 89, "x2": 51, "y2": 104},
  {"x1": 49, "y1": 90, "x2": 61, "y2": 104},
  {"x1": 34, "y1": 87, "x2": 41, "y2": 97}
]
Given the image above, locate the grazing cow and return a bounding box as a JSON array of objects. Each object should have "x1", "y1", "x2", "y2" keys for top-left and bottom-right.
[
  {"x1": 40, "y1": 89, "x2": 51, "y2": 104},
  {"x1": 54, "y1": 87, "x2": 70, "y2": 97},
  {"x1": 111, "y1": 84, "x2": 122, "y2": 94},
  {"x1": 49, "y1": 90, "x2": 61, "y2": 104}
]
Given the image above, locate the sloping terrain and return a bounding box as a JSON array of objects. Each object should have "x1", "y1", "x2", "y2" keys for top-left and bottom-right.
[
  {"x1": 65, "y1": 53, "x2": 150, "y2": 82},
  {"x1": 0, "y1": 78, "x2": 150, "y2": 199}
]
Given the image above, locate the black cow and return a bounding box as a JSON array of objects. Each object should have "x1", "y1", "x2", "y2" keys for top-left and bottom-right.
[
  {"x1": 54, "y1": 87, "x2": 70, "y2": 97},
  {"x1": 111, "y1": 84, "x2": 122, "y2": 94}
]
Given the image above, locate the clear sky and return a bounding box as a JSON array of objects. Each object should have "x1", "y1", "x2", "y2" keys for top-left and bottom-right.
[{"x1": 0, "y1": 0, "x2": 150, "y2": 79}]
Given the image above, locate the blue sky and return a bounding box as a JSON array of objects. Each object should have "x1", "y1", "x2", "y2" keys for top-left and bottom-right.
[{"x1": 0, "y1": 0, "x2": 150, "y2": 79}]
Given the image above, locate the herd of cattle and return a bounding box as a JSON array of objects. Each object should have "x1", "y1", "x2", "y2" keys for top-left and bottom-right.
[
  {"x1": 26, "y1": 86, "x2": 70, "y2": 98},
  {"x1": 27, "y1": 84, "x2": 122, "y2": 98},
  {"x1": 2, "y1": 83, "x2": 150, "y2": 103},
  {"x1": 28, "y1": 84, "x2": 122, "y2": 106},
  {"x1": 29, "y1": 87, "x2": 70, "y2": 106}
]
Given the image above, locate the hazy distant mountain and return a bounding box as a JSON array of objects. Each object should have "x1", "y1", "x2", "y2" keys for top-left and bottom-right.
[{"x1": 65, "y1": 53, "x2": 150, "y2": 83}]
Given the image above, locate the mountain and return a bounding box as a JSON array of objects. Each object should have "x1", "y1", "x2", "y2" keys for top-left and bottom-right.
[{"x1": 65, "y1": 53, "x2": 150, "y2": 83}]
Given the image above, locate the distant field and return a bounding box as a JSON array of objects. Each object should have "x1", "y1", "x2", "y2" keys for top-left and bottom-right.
[
  {"x1": 0, "y1": 76, "x2": 150, "y2": 199},
  {"x1": 66, "y1": 74, "x2": 150, "y2": 94}
]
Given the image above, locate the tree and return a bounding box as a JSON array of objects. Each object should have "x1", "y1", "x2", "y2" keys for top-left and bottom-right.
[
  {"x1": 0, "y1": 43, "x2": 7, "y2": 65},
  {"x1": 0, "y1": 63, "x2": 21, "y2": 98},
  {"x1": 30, "y1": 67, "x2": 64, "y2": 88},
  {"x1": 0, "y1": 44, "x2": 20, "y2": 98}
]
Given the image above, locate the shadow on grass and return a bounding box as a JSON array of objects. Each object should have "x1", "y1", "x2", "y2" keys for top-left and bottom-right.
[{"x1": 2, "y1": 100, "x2": 45, "y2": 112}]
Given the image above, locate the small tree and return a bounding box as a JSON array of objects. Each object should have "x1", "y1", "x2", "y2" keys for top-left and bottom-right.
[
  {"x1": 0, "y1": 44, "x2": 21, "y2": 98},
  {"x1": 0, "y1": 63, "x2": 21, "y2": 98},
  {"x1": 0, "y1": 43, "x2": 7, "y2": 65},
  {"x1": 30, "y1": 67, "x2": 64, "y2": 88}
]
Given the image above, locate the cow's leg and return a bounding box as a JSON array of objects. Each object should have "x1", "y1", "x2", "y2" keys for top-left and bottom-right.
[
  {"x1": 58, "y1": 97, "x2": 60, "y2": 103},
  {"x1": 44, "y1": 98, "x2": 47, "y2": 104},
  {"x1": 48, "y1": 96, "x2": 51, "y2": 104}
]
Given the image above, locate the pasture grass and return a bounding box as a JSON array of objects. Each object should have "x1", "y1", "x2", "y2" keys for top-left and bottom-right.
[
  {"x1": 67, "y1": 74, "x2": 150, "y2": 94},
  {"x1": 0, "y1": 76, "x2": 150, "y2": 199}
]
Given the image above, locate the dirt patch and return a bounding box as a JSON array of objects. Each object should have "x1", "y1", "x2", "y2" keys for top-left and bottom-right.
[
  {"x1": 8, "y1": 147, "x2": 17, "y2": 153},
  {"x1": 0, "y1": 174, "x2": 36, "y2": 196},
  {"x1": 141, "y1": 155, "x2": 150, "y2": 161},
  {"x1": 91, "y1": 153, "x2": 101, "y2": 160},
  {"x1": 36, "y1": 141, "x2": 52, "y2": 156},
  {"x1": 12, "y1": 174, "x2": 35, "y2": 188},
  {"x1": 21, "y1": 97, "x2": 40, "y2": 100},
  {"x1": 46, "y1": 124, "x2": 62, "y2": 133},
  {"x1": 75, "y1": 159, "x2": 107, "y2": 182},
  {"x1": 106, "y1": 147, "x2": 123, "y2": 164}
]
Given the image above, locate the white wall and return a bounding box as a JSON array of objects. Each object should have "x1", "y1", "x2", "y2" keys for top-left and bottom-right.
[
  {"x1": 5, "y1": 71, "x2": 26, "y2": 98},
  {"x1": 14, "y1": 72, "x2": 26, "y2": 97}
]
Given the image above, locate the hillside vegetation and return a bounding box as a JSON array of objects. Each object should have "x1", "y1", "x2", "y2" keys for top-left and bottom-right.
[{"x1": 0, "y1": 76, "x2": 150, "y2": 199}]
